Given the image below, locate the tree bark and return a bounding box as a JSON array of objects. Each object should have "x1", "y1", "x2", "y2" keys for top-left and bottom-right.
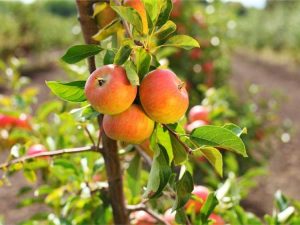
[{"x1": 75, "y1": 1, "x2": 129, "y2": 224}]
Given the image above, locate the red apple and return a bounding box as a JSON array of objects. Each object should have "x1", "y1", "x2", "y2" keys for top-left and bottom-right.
[
  {"x1": 209, "y1": 213, "x2": 225, "y2": 225},
  {"x1": 188, "y1": 105, "x2": 210, "y2": 123},
  {"x1": 103, "y1": 104, "x2": 154, "y2": 144},
  {"x1": 0, "y1": 114, "x2": 15, "y2": 128},
  {"x1": 185, "y1": 120, "x2": 208, "y2": 133},
  {"x1": 202, "y1": 61, "x2": 214, "y2": 74},
  {"x1": 131, "y1": 210, "x2": 156, "y2": 225},
  {"x1": 185, "y1": 185, "x2": 210, "y2": 213},
  {"x1": 85, "y1": 65, "x2": 137, "y2": 115},
  {"x1": 14, "y1": 114, "x2": 31, "y2": 130},
  {"x1": 189, "y1": 48, "x2": 202, "y2": 60},
  {"x1": 171, "y1": 0, "x2": 181, "y2": 18},
  {"x1": 140, "y1": 69, "x2": 189, "y2": 124},
  {"x1": 27, "y1": 144, "x2": 48, "y2": 159},
  {"x1": 124, "y1": 0, "x2": 148, "y2": 34}
]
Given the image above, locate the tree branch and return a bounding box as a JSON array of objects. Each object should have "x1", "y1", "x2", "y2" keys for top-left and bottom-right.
[
  {"x1": 0, "y1": 146, "x2": 98, "y2": 170},
  {"x1": 163, "y1": 124, "x2": 193, "y2": 155},
  {"x1": 127, "y1": 204, "x2": 170, "y2": 225},
  {"x1": 84, "y1": 126, "x2": 96, "y2": 147},
  {"x1": 113, "y1": 0, "x2": 133, "y2": 38}
]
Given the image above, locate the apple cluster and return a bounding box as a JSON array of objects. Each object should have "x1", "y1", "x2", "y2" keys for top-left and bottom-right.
[{"x1": 84, "y1": 64, "x2": 189, "y2": 144}]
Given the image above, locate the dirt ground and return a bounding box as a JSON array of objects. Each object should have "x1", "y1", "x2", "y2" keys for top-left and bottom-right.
[
  {"x1": 230, "y1": 52, "x2": 300, "y2": 215},
  {"x1": 0, "y1": 53, "x2": 299, "y2": 224}
]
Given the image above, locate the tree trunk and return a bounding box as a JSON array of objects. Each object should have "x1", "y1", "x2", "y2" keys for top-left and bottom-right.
[{"x1": 75, "y1": 1, "x2": 129, "y2": 224}]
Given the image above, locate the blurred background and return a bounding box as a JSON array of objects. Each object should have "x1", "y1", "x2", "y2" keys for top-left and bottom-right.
[{"x1": 0, "y1": 0, "x2": 299, "y2": 224}]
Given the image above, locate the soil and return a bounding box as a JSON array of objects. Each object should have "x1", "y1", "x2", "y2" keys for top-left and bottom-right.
[
  {"x1": 0, "y1": 52, "x2": 300, "y2": 224},
  {"x1": 230, "y1": 52, "x2": 300, "y2": 216}
]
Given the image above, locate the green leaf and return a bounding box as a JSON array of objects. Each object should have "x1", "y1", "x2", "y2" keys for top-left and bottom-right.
[
  {"x1": 46, "y1": 80, "x2": 86, "y2": 102},
  {"x1": 200, "y1": 193, "x2": 219, "y2": 223},
  {"x1": 169, "y1": 133, "x2": 187, "y2": 165},
  {"x1": 191, "y1": 125, "x2": 247, "y2": 157},
  {"x1": 92, "y1": 19, "x2": 122, "y2": 42},
  {"x1": 194, "y1": 146, "x2": 223, "y2": 177},
  {"x1": 23, "y1": 169, "x2": 37, "y2": 183},
  {"x1": 156, "y1": 0, "x2": 172, "y2": 27},
  {"x1": 155, "y1": 20, "x2": 176, "y2": 40},
  {"x1": 103, "y1": 49, "x2": 115, "y2": 65},
  {"x1": 173, "y1": 171, "x2": 193, "y2": 210},
  {"x1": 126, "y1": 153, "x2": 141, "y2": 204},
  {"x1": 143, "y1": 0, "x2": 159, "y2": 22},
  {"x1": 114, "y1": 44, "x2": 132, "y2": 65},
  {"x1": 275, "y1": 191, "x2": 289, "y2": 211},
  {"x1": 124, "y1": 61, "x2": 139, "y2": 86},
  {"x1": 144, "y1": 144, "x2": 171, "y2": 198},
  {"x1": 223, "y1": 123, "x2": 247, "y2": 137},
  {"x1": 175, "y1": 209, "x2": 188, "y2": 224},
  {"x1": 61, "y1": 45, "x2": 103, "y2": 64},
  {"x1": 111, "y1": 6, "x2": 143, "y2": 34},
  {"x1": 53, "y1": 158, "x2": 79, "y2": 176},
  {"x1": 136, "y1": 47, "x2": 151, "y2": 77},
  {"x1": 162, "y1": 35, "x2": 200, "y2": 50},
  {"x1": 92, "y1": 2, "x2": 108, "y2": 17},
  {"x1": 70, "y1": 105, "x2": 99, "y2": 121},
  {"x1": 156, "y1": 125, "x2": 173, "y2": 164}
]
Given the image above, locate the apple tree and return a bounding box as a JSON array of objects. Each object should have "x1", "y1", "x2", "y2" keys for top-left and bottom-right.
[{"x1": 0, "y1": 0, "x2": 250, "y2": 224}]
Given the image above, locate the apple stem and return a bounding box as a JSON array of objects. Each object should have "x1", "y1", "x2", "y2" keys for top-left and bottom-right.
[{"x1": 178, "y1": 81, "x2": 185, "y2": 90}]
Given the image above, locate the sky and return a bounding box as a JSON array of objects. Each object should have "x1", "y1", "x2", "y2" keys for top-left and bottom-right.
[{"x1": 222, "y1": 0, "x2": 267, "y2": 8}]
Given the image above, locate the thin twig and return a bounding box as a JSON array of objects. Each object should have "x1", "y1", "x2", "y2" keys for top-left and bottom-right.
[
  {"x1": 0, "y1": 146, "x2": 99, "y2": 170},
  {"x1": 135, "y1": 145, "x2": 152, "y2": 166},
  {"x1": 127, "y1": 204, "x2": 170, "y2": 225},
  {"x1": 163, "y1": 124, "x2": 193, "y2": 155},
  {"x1": 84, "y1": 126, "x2": 96, "y2": 146},
  {"x1": 113, "y1": 0, "x2": 133, "y2": 38}
]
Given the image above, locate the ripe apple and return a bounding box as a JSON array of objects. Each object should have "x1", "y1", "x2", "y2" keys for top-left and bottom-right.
[
  {"x1": 131, "y1": 210, "x2": 156, "y2": 225},
  {"x1": 0, "y1": 114, "x2": 15, "y2": 128},
  {"x1": 202, "y1": 61, "x2": 214, "y2": 74},
  {"x1": 103, "y1": 104, "x2": 154, "y2": 144},
  {"x1": 124, "y1": 0, "x2": 148, "y2": 34},
  {"x1": 171, "y1": 0, "x2": 181, "y2": 18},
  {"x1": 14, "y1": 114, "x2": 31, "y2": 130},
  {"x1": 85, "y1": 65, "x2": 137, "y2": 115},
  {"x1": 188, "y1": 105, "x2": 210, "y2": 123},
  {"x1": 27, "y1": 144, "x2": 48, "y2": 159},
  {"x1": 209, "y1": 213, "x2": 225, "y2": 225},
  {"x1": 139, "y1": 69, "x2": 189, "y2": 124},
  {"x1": 185, "y1": 120, "x2": 208, "y2": 133},
  {"x1": 139, "y1": 139, "x2": 154, "y2": 158},
  {"x1": 185, "y1": 185, "x2": 210, "y2": 213},
  {"x1": 189, "y1": 48, "x2": 202, "y2": 60}
]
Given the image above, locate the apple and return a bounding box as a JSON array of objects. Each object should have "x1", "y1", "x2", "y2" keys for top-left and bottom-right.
[
  {"x1": 14, "y1": 114, "x2": 31, "y2": 130},
  {"x1": 202, "y1": 61, "x2": 214, "y2": 74},
  {"x1": 188, "y1": 105, "x2": 210, "y2": 123},
  {"x1": 189, "y1": 48, "x2": 202, "y2": 60},
  {"x1": 185, "y1": 185, "x2": 210, "y2": 213},
  {"x1": 0, "y1": 114, "x2": 15, "y2": 128},
  {"x1": 131, "y1": 210, "x2": 156, "y2": 225},
  {"x1": 139, "y1": 139, "x2": 154, "y2": 158},
  {"x1": 85, "y1": 65, "x2": 137, "y2": 115},
  {"x1": 171, "y1": 0, "x2": 181, "y2": 18},
  {"x1": 209, "y1": 213, "x2": 225, "y2": 225},
  {"x1": 139, "y1": 69, "x2": 189, "y2": 124},
  {"x1": 164, "y1": 208, "x2": 176, "y2": 225},
  {"x1": 103, "y1": 104, "x2": 154, "y2": 144},
  {"x1": 185, "y1": 120, "x2": 208, "y2": 133},
  {"x1": 124, "y1": 0, "x2": 148, "y2": 34},
  {"x1": 94, "y1": 4, "x2": 116, "y2": 28},
  {"x1": 27, "y1": 144, "x2": 48, "y2": 159}
]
